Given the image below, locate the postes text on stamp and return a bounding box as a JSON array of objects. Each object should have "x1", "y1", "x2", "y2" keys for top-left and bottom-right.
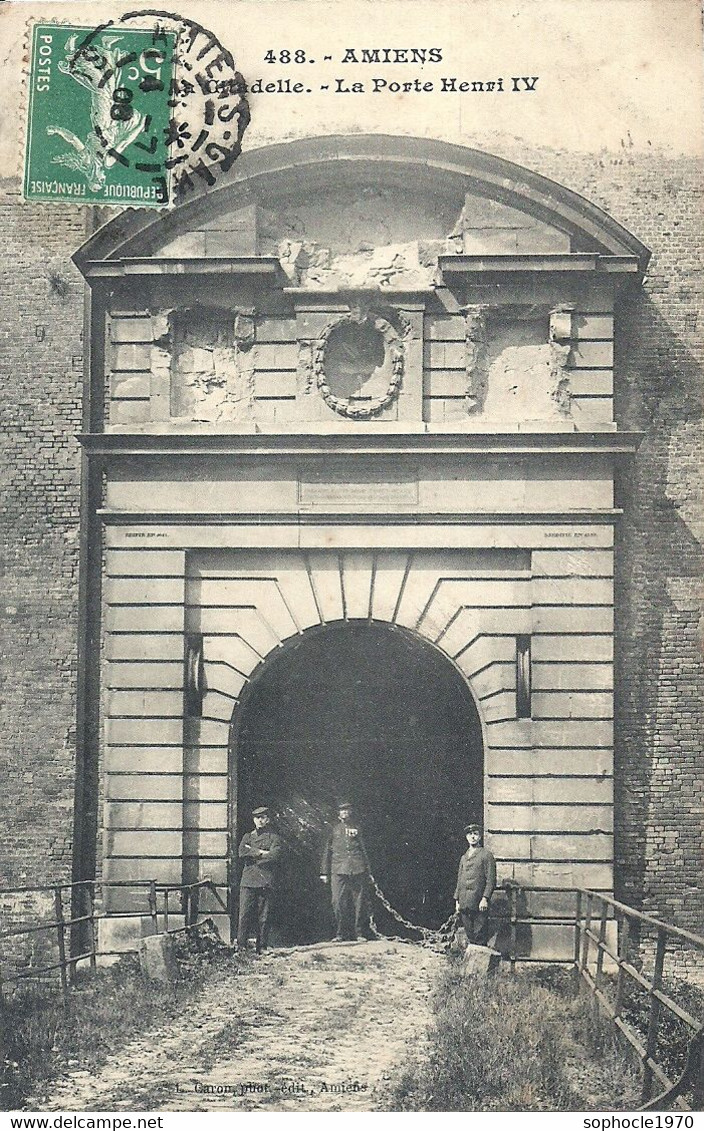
[
  {"x1": 23, "y1": 13, "x2": 250, "y2": 207},
  {"x1": 24, "y1": 22, "x2": 177, "y2": 206}
]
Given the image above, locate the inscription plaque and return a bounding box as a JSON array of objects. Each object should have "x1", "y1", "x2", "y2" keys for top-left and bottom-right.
[{"x1": 299, "y1": 470, "x2": 418, "y2": 507}]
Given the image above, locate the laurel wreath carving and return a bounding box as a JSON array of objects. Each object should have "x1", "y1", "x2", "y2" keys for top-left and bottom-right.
[{"x1": 313, "y1": 312, "x2": 405, "y2": 419}]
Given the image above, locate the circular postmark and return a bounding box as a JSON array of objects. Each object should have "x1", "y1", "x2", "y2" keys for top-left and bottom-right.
[{"x1": 67, "y1": 9, "x2": 250, "y2": 205}]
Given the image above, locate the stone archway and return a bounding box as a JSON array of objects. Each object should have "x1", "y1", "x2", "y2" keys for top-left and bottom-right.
[
  {"x1": 85, "y1": 131, "x2": 636, "y2": 953},
  {"x1": 179, "y1": 544, "x2": 526, "y2": 939},
  {"x1": 229, "y1": 620, "x2": 484, "y2": 944}
]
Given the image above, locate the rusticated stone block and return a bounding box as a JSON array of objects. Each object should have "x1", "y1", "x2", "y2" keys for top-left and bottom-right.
[
  {"x1": 139, "y1": 933, "x2": 180, "y2": 983},
  {"x1": 461, "y1": 944, "x2": 502, "y2": 977}
]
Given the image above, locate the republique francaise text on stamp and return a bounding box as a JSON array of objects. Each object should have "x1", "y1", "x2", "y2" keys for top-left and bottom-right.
[{"x1": 23, "y1": 11, "x2": 250, "y2": 207}]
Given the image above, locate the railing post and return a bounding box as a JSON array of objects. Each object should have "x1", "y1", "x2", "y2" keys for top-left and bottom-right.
[
  {"x1": 227, "y1": 879, "x2": 235, "y2": 945},
  {"x1": 85, "y1": 883, "x2": 97, "y2": 971},
  {"x1": 580, "y1": 891, "x2": 593, "y2": 975},
  {"x1": 573, "y1": 890, "x2": 583, "y2": 988},
  {"x1": 0, "y1": 966, "x2": 4, "y2": 1076},
  {"x1": 148, "y1": 881, "x2": 158, "y2": 935},
  {"x1": 694, "y1": 1032, "x2": 704, "y2": 1112},
  {"x1": 642, "y1": 926, "x2": 667, "y2": 1105},
  {"x1": 190, "y1": 885, "x2": 200, "y2": 927},
  {"x1": 163, "y1": 889, "x2": 170, "y2": 933},
  {"x1": 615, "y1": 913, "x2": 630, "y2": 1019},
  {"x1": 595, "y1": 896, "x2": 608, "y2": 987},
  {"x1": 508, "y1": 884, "x2": 517, "y2": 974},
  {"x1": 54, "y1": 887, "x2": 69, "y2": 1004},
  {"x1": 592, "y1": 895, "x2": 608, "y2": 1022}
]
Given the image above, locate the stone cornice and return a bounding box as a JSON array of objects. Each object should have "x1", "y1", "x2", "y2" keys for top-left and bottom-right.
[
  {"x1": 438, "y1": 253, "x2": 641, "y2": 277},
  {"x1": 82, "y1": 256, "x2": 284, "y2": 282},
  {"x1": 81, "y1": 253, "x2": 641, "y2": 289},
  {"x1": 80, "y1": 430, "x2": 643, "y2": 458},
  {"x1": 96, "y1": 508, "x2": 624, "y2": 525}
]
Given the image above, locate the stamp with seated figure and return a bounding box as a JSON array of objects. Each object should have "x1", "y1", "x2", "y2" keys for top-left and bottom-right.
[{"x1": 23, "y1": 13, "x2": 250, "y2": 207}]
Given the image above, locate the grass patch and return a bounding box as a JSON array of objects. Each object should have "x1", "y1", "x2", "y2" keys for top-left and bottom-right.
[
  {"x1": 620, "y1": 976, "x2": 704, "y2": 1087},
  {"x1": 1, "y1": 926, "x2": 244, "y2": 1111},
  {"x1": 384, "y1": 962, "x2": 642, "y2": 1111}
]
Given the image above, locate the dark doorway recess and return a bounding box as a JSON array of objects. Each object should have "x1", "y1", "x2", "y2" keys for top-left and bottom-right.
[{"x1": 231, "y1": 622, "x2": 484, "y2": 944}]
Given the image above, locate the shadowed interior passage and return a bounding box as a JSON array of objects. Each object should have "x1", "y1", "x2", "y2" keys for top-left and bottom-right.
[{"x1": 232, "y1": 623, "x2": 483, "y2": 943}]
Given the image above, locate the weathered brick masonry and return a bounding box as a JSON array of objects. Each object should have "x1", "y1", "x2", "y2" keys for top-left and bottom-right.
[
  {"x1": 0, "y1": 188, "x2": 86, "y2": 886},
  {"x1": 496, "y1": 144, "x2": 704, "y2": 941},
  {"x1": 0, "y1": 144, "x2": 701, "y2": 940}
]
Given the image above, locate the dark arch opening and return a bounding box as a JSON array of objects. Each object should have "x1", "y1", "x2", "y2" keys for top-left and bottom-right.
[{"x1": 230, "y1": 621, "x2": 484, "y2": 945}]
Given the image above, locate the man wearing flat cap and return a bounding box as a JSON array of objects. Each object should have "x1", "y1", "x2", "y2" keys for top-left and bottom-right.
[
  {"x1": 320, "y1": 802, "x2": 370, "y2": 941},
  {"x1": 454, "y1": 822, "x2": 496, "y2": 947},
  {"x1": 237, "y1": 806, "x2": 283, "y2": 952}
]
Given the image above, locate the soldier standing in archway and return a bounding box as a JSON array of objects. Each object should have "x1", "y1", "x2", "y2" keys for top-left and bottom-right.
[
  {"x1": 454, "y1": 822, "x2": 496, "y2": 946},
  {"x1": 237, "y1": 806, "x2": 283, "y2": 952},
  {"x1": 320, "y1": 802, "x2": 370, "y2": 941}
]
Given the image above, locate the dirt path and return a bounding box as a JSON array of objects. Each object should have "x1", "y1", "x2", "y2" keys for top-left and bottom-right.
[{"x1": 36, "y1": 941, "x2": 440, "y2": 1112}]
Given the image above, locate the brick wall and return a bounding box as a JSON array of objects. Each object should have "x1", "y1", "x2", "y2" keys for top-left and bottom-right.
[
  {"x1": 490, "y1": 143, "x2": 703, "y2": 935},
  {"x1": 0, "y1": 185, "x2": 87, "y2": 887},
  {"x1": 0, "y1": 143, "x2": 701, "y2": 942}
]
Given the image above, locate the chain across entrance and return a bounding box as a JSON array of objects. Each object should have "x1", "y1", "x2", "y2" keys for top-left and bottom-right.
[{"x1": 366, "y1": 870, "x2": 459, "y2": 949}]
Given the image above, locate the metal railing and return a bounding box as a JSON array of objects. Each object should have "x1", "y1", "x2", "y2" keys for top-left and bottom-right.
[
  {"x1": 0, "y1": 878, "x2": 228, "y2": 1004},
  {"x1": 2, "y1": 877, "x2": 701, "y2": 1110},
  {"x1": 492, "y1": 883, "x2": 703, "y2": 1111},
  {"x1": 576, "y1": 890, "x2": 704, "y2": 1112},
  {"x1": 500, "y1": 880, "x2": 579, "y2": 971}
]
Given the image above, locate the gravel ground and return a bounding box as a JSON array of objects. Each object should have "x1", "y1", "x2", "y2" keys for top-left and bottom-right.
[{"x1": 34, "y1": 940, "x2": 441, "y2": 1112}]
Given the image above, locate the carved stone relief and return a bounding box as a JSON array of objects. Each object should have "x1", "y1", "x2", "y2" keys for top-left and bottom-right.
[
  {"x1": 313, "y1": 306, "x2": 408, "y2": 419},
  {"x1": 479, "y1": 307, "x2": 574, "y2": 422},
  {"x1": 463, "y1": 305, "x2": 489, "y2": 414},
  {"x1": 169, "y1": 307, "x2": 255, "y2": 422}
]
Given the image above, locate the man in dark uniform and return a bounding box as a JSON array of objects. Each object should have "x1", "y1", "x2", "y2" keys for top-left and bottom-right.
[
  {"x1": 237, "y1": 806, "x2": 283, "y2": 952},
  {"x1": 320, "y1": 802, "x2": 369, "y2": 941},
  {"x1": 454, "y1": 822, "x2": 497, "y2": 946}
]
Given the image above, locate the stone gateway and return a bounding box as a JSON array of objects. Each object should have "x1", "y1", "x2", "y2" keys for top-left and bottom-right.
[{"x1": 2, "y1": 135, "x2": 701, "y2": 969}]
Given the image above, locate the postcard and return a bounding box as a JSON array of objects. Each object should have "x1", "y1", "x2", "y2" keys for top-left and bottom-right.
[{"x1": 1, "y1": 0, "x2": 702, "y2": 1117}]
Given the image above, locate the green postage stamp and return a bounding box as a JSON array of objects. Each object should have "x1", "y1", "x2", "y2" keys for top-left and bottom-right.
[
  {"x1": 23, "y1": 14, "x2": 250, "y2": 208},
  {"x1": 24, "y1": 23, "x2": 177, "y2": 207}
]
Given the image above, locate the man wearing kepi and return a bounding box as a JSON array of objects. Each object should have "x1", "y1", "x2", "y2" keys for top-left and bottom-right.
[
  {"x1": 237, "y1": 806, "x2": 283, "y2": 952},
  {"x1": 454, "y1": 822, "x2": 497, "y2": 947},
  {"x1": 320, "y1": 802, "x2": 370, "y2": 941}
]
